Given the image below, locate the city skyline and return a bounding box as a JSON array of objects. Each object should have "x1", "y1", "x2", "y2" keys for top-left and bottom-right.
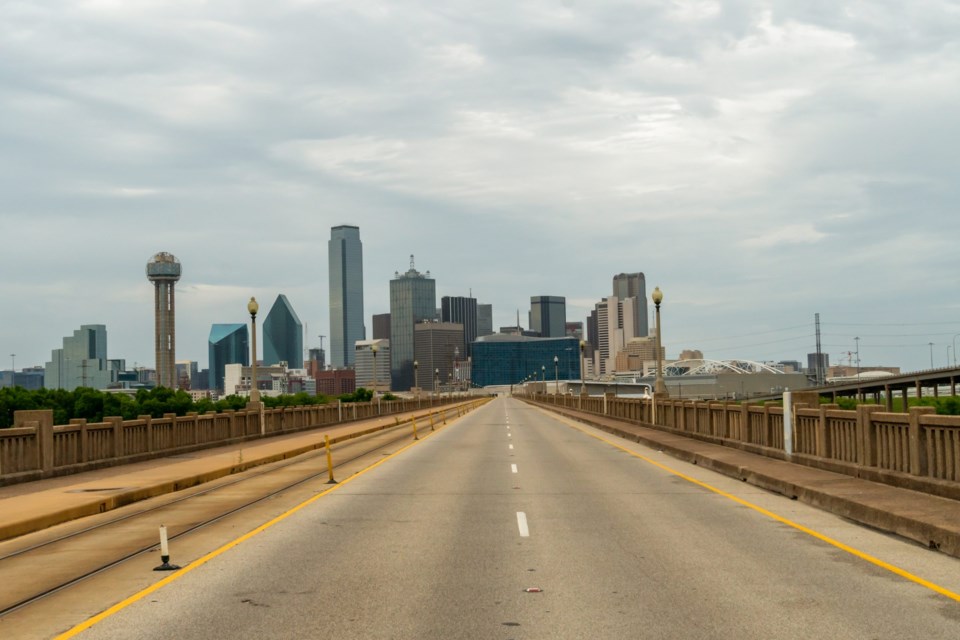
[{"x1": 1, "y1": 3, "x2": 958, "y2": 374}]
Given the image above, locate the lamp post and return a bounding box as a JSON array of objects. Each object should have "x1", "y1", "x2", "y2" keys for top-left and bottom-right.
[
  {"x1": 953, "y1": 334, "x2": 960, "y2": 368},
  {"x1": 929, "y1": 342, "x2": 934, "y2": 369},
  {"x1": 579, "y1": 340, "x2": 586, "y2": 409},
  {"x1": 454, "y1": 346, "x2": 460, "y2": 392},
  {"x1": 371, "y1": 343, "x2": 379, "y2": 408},
  {"x1": 554, "y1": 355, "x2": 559, "y2": 395},
  {"x1": 434, "y1": 368, "x2": 439, "y2": 402},
  {"x1": 652, "y1": 287, "x2": 668, "y2": 397},
  {"x1": 247, "y1": 297, "x2": 260, "y2": 402},
  {"x1": 414, "y1": 360, "x2": 419, "y2": 406},
  {"x1": 541, "y1": 365, "x2": 545, "y2": 394}
]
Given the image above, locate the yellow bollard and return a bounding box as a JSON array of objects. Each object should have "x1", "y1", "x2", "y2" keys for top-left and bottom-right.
[
  {"x1": 325, "y1": 434, "x2": 336, "y2": 484},
  {"x1": 412, "y1": 417, "x2": 419, "y2": 440},
  {"x1": 443, "y1": 410, "x2": 447, "y2": 425},
  {"x1": 430, "y1": 413, "x2": 435, "y2": 431}
]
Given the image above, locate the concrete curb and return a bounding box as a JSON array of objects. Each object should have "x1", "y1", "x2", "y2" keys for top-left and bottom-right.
[{"x1": 534, "y1": 402, "x2": 960, "y2": 559}]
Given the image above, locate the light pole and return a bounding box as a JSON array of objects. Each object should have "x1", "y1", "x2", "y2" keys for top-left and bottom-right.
[
  {"x1": 247, "y1": 297, "x2": 260, "y2": 402},
  {"x1": 371, "y1": 343, "x2": 379, "y2": 405},
  {"x1": 541, "y1": 365, "x2": 545, "y2": 393},
  {"x1": 9, "y1": 354, "x2": 14, "y2": 385},
  {"x1": 929, "y1": 342, "x2": 934, "y2": 369},
  {"x1": 414, "y1": 360, "x2": 419, "y2": 406},
  {"x1": 554, "y1": 355, "x2": 559, "y2": 395},
  {"x1": 579, "y1": 341, "x2": 586, "y2": 409},
  {"x1": 854, "y1": 336, "x2": 860, "y2": 382},
  {"x1": 579, "y1": 339, "x2": 586, "y2": 396},
  {"x1": 652, "y1": 286, "x2": 668, "y2": 396},
  {"x1": 434, "y1": 368, "x2": 439, "y2": 402},
  {"x1": 454, "y1": 346, "x2": 460, "y2": 392},
  {"x1": 953, "y1": 334, "x2": 960, "y2": 368}
]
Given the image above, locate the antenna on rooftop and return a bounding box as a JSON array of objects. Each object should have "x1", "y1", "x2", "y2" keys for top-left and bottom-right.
[{"x1": 410, "y1": 254, "x2": 415, "y2": 270}]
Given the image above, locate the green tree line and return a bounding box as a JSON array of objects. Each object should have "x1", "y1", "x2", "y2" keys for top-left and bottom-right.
[{"x1": 0, "y1": 386, "x2": 395, "y2": 428}]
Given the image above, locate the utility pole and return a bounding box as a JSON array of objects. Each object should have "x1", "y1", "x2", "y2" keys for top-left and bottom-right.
[{"x1": 814, "y1": 313, "x2": 823, "y2": 385}]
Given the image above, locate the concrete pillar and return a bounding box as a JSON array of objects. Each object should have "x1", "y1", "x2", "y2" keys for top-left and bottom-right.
[
  {"x1": 16, "y1": 410, "x2": 54, "y2": 473},
  {"x1": 908, "y1": 406, "x2": 936, "y2": 476}
]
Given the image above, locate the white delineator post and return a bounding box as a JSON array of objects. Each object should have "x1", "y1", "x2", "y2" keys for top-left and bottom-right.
[
  {"x1": 783, "y1": 389, "x2": 793, "y2": 456},
  {"x1": 153, "y1": 524, "x2": 181, "y2": 571}
]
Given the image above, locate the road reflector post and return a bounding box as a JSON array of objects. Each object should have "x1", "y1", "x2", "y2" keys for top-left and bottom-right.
[
  {"x1": 412, "y1": 417, "x2": 419, "y2": 440},
  {"x1": 783, "y1": 389, "x2": 793, "y2": 457},
  {"x1": 153, "y1": 525, "x2": 181, "y2": 571},
  {"x1": 325, "y1": 434, "x2": 337, "y2": 484}
]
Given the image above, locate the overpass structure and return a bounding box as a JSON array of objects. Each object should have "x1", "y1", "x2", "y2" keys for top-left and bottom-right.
[{"x1": 757, "y1": 365, "x2": 960, "y2": 409}]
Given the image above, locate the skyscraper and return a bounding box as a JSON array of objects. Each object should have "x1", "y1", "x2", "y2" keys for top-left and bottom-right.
[
  {"x1": 208, "y1": 323, "x2": 248, "y2": 393},
  {"x1": 414, "y1": 322, "x2": 465, "y2": 391},
  {"x1": 441, "y1": 296, "x2": 478, "y2": 356},
  {"x1": 44, "y1": 324, "x2": 117, "y2": 390},
  {"x1": 612, "y1": 273, "x2": 648, "y2": 337},
  {"x1": 389, "y1": 256, "x2": 436, "y2": 390},
  {"x1": 529, "y1": 296, "x2": 566, "y2": 338},
  {"x1": 146, "y1": 252, "x2": 181, "y2": 388},
  {"x1": 263, "y1": 294, "x2": 303, "y2": 368},
  {"x1": 477, "y1": 304, "x2": 494, "y2": 337},
  {"x1": 372, "y1": 313, "x2": 391, "y2": 340},
  {"x1": 328, "y1": 225, "x2": 365, "y2": 368}
]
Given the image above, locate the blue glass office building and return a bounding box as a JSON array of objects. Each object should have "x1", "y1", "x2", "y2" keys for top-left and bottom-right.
[
  {"x1": 208, "y1": 323, "x2": 249, "y2": 393},
  {"x1": 471, "y1": 335, "x2": 580, "y2": 387},
  {"x1": 263, "y1": 294, "x2": 303, "y2": 368}
]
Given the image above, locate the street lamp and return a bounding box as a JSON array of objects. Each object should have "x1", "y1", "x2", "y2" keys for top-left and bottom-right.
[
  {"x1": 371, "y1": 343, "x2": 379, "y2": 402},
  {"x1": 652, "y1": 287, "x2": 668, "y2": 396},
  {"x1": 434, "y1": 368, "x2": 439, "y2": 401},
  {"x1": 953, "y1": 334, "x2": 960, "y2": 368},
  {"x1": 454, "y1": 346, "x2": 460, "y2": 392},
  {"x1": 247, "y1": 297, "x2": 260, "y2": 402},
  {"x1": 579, "y1": 340, "x2": 586, "y2": 409},
  {"x1": 541, "y1": 365, "x2": 545, "y2": 393},
  {"x1": 554, "y1": 355, "x2": 559, "y2": 395},
  {"x1": 929, "y1": 342, "x2": 934, "y2": 369},
  {"x1": 414, "y1": 360, "x2": 419, "y2": 405}
]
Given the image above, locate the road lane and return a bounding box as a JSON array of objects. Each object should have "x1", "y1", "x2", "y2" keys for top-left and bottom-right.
[{"x1": 70, "y1": 397, "x2": 960, "y2": 639}]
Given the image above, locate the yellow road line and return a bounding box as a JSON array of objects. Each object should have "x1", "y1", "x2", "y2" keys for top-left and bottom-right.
[
  {"x1": 551, "y1": 411, "x2": 960, "y2": 604},
  {"x1": 55, "y1": 424, "x2": 444, "y2": 638}
]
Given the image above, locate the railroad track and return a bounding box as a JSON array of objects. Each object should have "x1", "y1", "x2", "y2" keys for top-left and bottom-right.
[{"x1": 0, "y1": 410, "x2": 453, "y2": 618}]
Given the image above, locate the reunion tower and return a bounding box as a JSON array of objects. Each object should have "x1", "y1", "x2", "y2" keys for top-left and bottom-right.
[{"x1": 146, "y1": 252, "x2": 181, "y2": 389}]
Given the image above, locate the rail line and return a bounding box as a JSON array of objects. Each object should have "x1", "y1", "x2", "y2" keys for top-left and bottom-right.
[{"x1": 0, "y1": 408, "x2": 457, "y2": 618}]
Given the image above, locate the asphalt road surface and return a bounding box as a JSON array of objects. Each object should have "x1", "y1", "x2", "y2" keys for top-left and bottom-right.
[{"x1": 69, "y1": 397, "x2": 960, "y2": 639}]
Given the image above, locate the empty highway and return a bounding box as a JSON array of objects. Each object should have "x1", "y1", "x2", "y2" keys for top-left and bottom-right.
[{"x1": 60, "y1": 398, "x2": 960, "y2": 639}]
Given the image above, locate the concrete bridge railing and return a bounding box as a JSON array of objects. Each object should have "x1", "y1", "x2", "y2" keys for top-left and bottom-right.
[
  {"x1": 528, "y1": 393, "x2": 960, "y2": 498},
  {"x1": 0, "y1": 396, "x2": 468, "y2": 485}
]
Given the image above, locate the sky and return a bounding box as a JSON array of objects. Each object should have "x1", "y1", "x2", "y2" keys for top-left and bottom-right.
[{"x1": 1, "y1": 0, "x2": 959, "y2": 375}]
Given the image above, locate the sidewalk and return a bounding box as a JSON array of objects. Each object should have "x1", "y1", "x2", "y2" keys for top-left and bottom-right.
[
  {"x1": 0, "y1": 405, "x2": 460, "y2": 542},
  {"x1": 531, "y1": 401, "x2": 960, "y2": 559}
]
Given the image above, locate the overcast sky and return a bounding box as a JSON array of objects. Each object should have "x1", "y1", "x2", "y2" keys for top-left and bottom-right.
[{"x1": 1, "y1": 0, "x2": 958, "y2": 375}]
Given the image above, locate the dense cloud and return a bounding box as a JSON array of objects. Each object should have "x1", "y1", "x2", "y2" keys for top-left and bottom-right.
[{"x1": 1, "y1": 1, "x2": 958, "y2": 372}]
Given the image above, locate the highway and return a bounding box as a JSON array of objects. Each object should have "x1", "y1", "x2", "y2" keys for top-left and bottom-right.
[{"x1": 61, "y1": 398, "x2": 960, "y2": 638}]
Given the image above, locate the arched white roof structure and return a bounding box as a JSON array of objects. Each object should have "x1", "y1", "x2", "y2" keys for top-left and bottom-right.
[{"x1": 664, "y1": 359, "x2": 785, "y2": 376}]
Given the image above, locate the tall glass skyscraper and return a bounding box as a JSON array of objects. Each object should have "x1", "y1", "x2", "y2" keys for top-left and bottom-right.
[
  {"x1": 328, "y1": 225, "x2": 365, "y2": 368},
  {"x1": 529, "y1": 296, "x2": 567, "y2": 338},
  {"x1": 263, "y1": 294, "x2": 303, "y2": 368},
  {"x1": 441, "y1": 296, "x2": 477, "y2": 356},
  {"x1": 612, "y1": 272, "x2": 648, "y2": 337},
  {"x1": 389, "y1": 256, "x2": 436, "y2": 390},
  {"x1": 208, "y1": 323, "x2": 248, "y2": 393}
]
